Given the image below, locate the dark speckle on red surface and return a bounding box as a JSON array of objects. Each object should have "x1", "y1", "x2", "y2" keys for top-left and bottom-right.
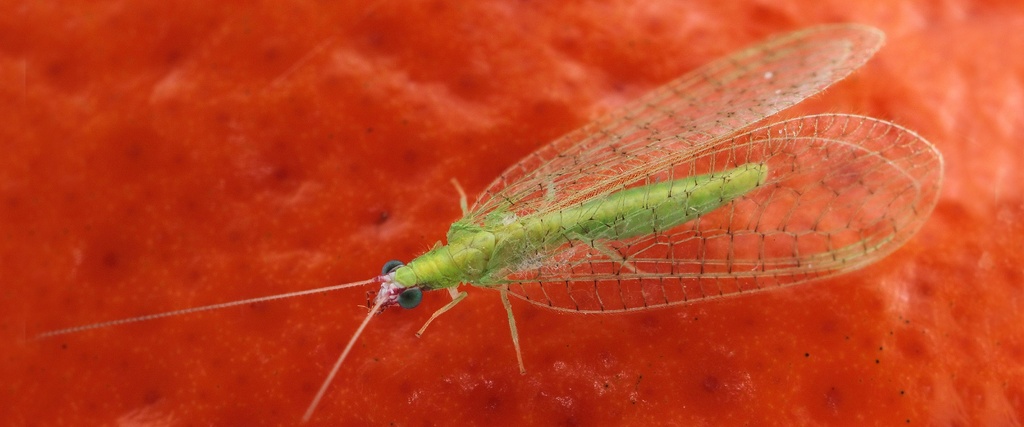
[{"x1": 3, "y1": 0, "x2": 1023, "y2": 426}]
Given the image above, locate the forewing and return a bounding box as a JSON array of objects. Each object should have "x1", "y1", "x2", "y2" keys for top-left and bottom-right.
[
  {"x1": 467, "y1": 25, "x2": 884, "y2": 224},
  {"x1": 500, "y1": 115, "x2": 943, "y2": 312}
]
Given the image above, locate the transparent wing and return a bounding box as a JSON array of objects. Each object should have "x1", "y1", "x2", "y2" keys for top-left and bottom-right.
[
  {"x1": 467, "y1": 24, "x2": 884, "y2": 224},
  {"x1": 498, "y1": 114, "x2": 943, "y2": 312}
]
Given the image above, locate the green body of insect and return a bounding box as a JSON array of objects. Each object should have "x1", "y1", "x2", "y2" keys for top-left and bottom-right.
[{"x1": 394, "y1": 163, "x2": 767, "y2": 290}]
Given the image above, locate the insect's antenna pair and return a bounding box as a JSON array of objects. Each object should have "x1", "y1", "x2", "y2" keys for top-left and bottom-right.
[
  {"x1": 302, "y1": 296, "x2": 387, "y2": 423},
  {"x1": 34, "y1": 277, "x2": 382, "y2": 339},
  {"x1": 36, "y1": 276, "x2": 390, "y2": 422}
]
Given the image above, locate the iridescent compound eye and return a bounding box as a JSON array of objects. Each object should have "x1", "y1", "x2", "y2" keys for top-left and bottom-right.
[
  {"x1": 381, "y1": 260, "x2": 404, "y2": 275},
  {"x1": 397, "y1": 288, "x2": 422, "y2": 309}
]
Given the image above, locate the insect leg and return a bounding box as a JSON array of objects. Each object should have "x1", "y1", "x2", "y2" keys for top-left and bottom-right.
[
  {"x1": 415, "y1": 286, "x2": 468, "y2": 337},
  {"x1": 569, "y1": 233, "x2": 646, "y2": 274},
  {"x1": 593, "y1": 240, "x2": 644, "y2": 274},
  {"x1": 450, "y1": 178, "x2": 469, "y2": 215},
  {"x1": 500, "y1": 286, "x2": 527, "y2": 374}
]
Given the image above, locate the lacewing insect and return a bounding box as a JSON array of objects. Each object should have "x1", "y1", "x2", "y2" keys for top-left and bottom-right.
[{"x1": 39, "y1": 24, "x2": 944, "y2": 422}]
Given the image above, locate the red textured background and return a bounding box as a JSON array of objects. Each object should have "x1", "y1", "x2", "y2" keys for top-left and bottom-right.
[{"x1": 3, "y1": 1, "x2": 1022, "y2": 425}]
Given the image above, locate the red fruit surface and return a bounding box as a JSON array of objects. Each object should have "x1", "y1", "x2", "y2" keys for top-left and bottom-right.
[{"x1": 3, "y1": 1, "x2": 1021, "y2": 425}]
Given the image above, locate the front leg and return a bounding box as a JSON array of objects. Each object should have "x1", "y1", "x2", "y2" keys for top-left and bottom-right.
[{"x1": 416, "y1": 286, "x2": 468, "y2": 337}]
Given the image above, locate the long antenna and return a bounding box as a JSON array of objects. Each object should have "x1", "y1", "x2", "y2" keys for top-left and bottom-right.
[
  {"x1": 35, "y1": 277, "x2": 381, "y2": 339},
  {"x1": 302, "y1": 296, "x2": 386, "y2": 423}
]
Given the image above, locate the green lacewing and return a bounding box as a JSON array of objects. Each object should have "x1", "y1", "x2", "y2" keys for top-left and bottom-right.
[{"x1": 39, "y1": 24, "x2": 944, "y2": 422}]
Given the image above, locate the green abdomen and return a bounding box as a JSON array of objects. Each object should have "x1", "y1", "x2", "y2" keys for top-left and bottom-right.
[{"x1": 533, "y1": 163, "x2": 767, "y2": 242}]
